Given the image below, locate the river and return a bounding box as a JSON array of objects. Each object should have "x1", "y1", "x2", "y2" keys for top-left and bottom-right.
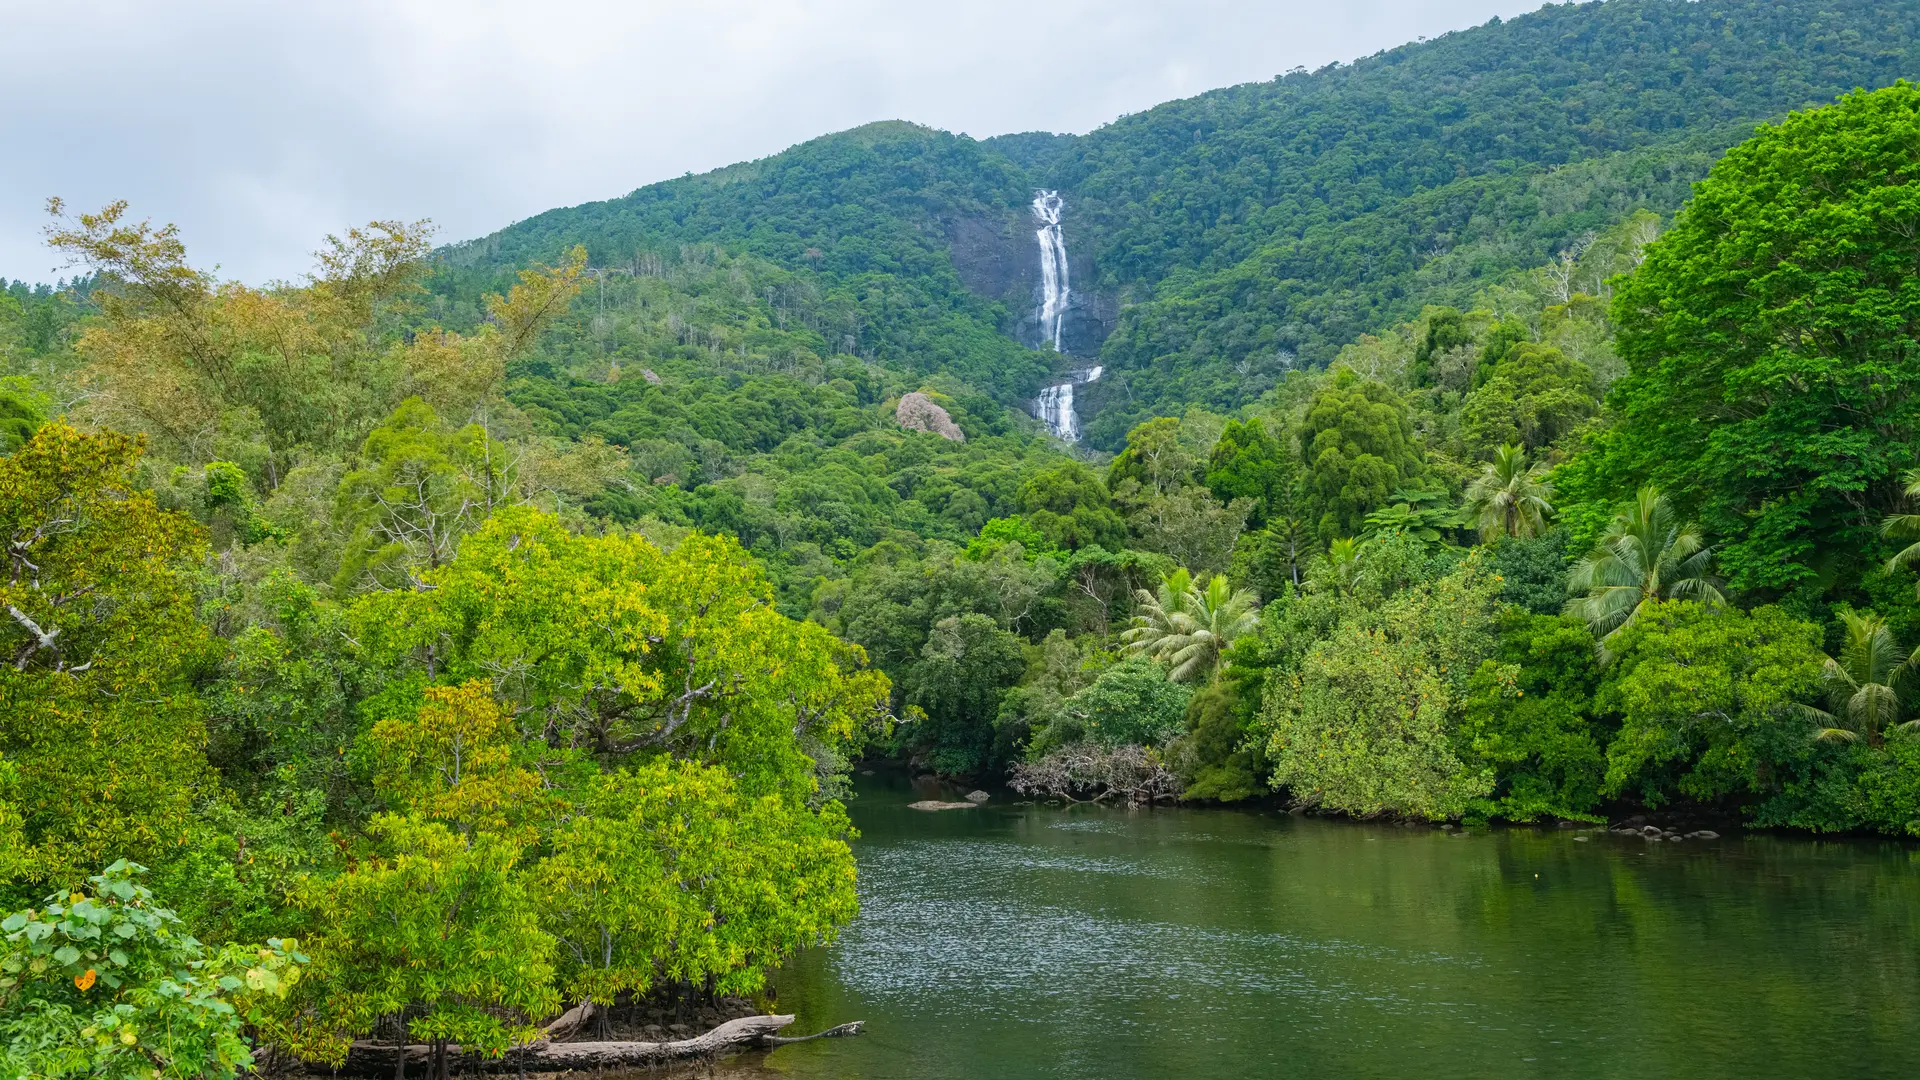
[{"x1": 715, "y1": 773, "x2": 1920, "y2": 1079}]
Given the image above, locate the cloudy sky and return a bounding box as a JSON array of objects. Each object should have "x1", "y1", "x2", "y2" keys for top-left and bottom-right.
[{"x1": 2, "y1": 0, "x2": 1540, "y2": 284}]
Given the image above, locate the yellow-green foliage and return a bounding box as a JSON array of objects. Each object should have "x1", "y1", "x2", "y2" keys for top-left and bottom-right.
[
  {"x1": 536, "y1": 758, "x2": 858, "y2": 1002},
  {"x1": 1263, "y1": 557, "x2": 1502, "y2": 820},
  {"x1": 0, "y1": 424, "x2": 212, "y2": 887}
]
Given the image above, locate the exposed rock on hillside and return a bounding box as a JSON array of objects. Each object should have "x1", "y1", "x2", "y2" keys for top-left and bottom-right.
[{"x1": 895, "y1": 392, "x2": 965, "y2": 441}]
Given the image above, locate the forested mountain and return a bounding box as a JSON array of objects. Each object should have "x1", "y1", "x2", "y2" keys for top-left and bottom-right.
[
  {"x1": 449, "y1": 0, "x2": 1920, "y2": 446},
  {"x1": 12, "y1": 7, "x2": 1920, "y2": 1072}
]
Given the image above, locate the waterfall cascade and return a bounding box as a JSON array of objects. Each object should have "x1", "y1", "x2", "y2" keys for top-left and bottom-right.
[
  {"x1": 1029, "y1": 191, "x2": 1100, "y2": 441},
  {"x1": 1034, "y1": 365, "x2": 1102, "y2": 443},
  {"x1": 1033, "y1": 190, "x2": 1071, "y2": 351}
]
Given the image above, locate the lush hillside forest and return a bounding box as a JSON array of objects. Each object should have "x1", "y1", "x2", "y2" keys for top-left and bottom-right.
[
  {"x1": 6, "y1": 0, "x2": 1920, "y2": 1075},
  {"x1": 461, "y1": 0, "x2": 1920, "y2": 447}
]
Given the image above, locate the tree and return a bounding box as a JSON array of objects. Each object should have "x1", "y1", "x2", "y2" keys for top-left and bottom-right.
[
  {"x1": 1059, "y1": 660, "x2": 1192, "y2": 748},
  {"x1": 1106, "y1": 417, "x2": 1199, "y2": 498},
  {"x1": 331, "y1": 400, "x2": 628, "y2": 593},
  {"x1": 1205, "y1": 418, "x2": 1296, "y2": 528},
  {"x1": 1607, "y1": 85, "x2": 1920, "y2": 595},
  {"x1": 1122, "y1": 569, "x2": 1260, "y2": 683},
  {"x1": 288, "y1": 817, "x2": 557, "y2": 1073},
  {"x1": 47, "y1": 202, "x2": 589, "y2": 480},
  {"x1": 1122, "y1": 486, "x2": 1252, "y2": 578},
  {"x1": 1459, "y1": 612, "x2": 1606, "y2": 822},
  {"x1": 1262, "y1": 560, "x2": 1502, "y2": 820},
  {"x1": 1298, "y1": 368, "x2": 1426, "y2": 542},
  {"x1": 1565, "y1": 486, "x2": 1723, "y2": 654},
  {"x1": 1596, "y1": 602, "x2": 1825, "y2": 808},
  {"x1": 1359, "y1": 489, "x2": 1457, "y2": 546},
  {"x1": 1462, "y1": 444, "x2": 1554, "y2": 541},
  {"x1": 1014, "y1": 462, "x2": 1126, "y2": 550},
  {"x1": 361, "y1": 682, "x2": 554, "y2": 838},
  {"x1": 1457, "y1": 342, "x2": 1597, "y2": 457},
  {"x1": 0, "y1": 861, "x2": 304, "y2": 1080},
  {"x1": 1167, "y1": 681, "x2": 1265, "y2": 803},
  {"x1": 331, "y1": 399, "x2": 507, "y2": 591},
  {"x1": 352, "y1": 508, "x2": 890, "y2": 803},
  {"x1": 535, "y1": 759, "x2": 857, "y2": 1013},
  {"x1": 45, "y1": 201, "x2": 429, "y2": 468},
  {"x1": 902, "y1": 614, "x2": 1025, "y2": 777},
  {"x1": 1799, "y1": 611, "x2": 1920, "y2": 748},
  {"x1": 1209, "y1": 418, "x2": 1312, "y2": 588},
  {"x1": 1411, "y1": 307, "x2": 1472, "y2": 388},
  {"x1": 0, "y1": 424, "x2": 211, "y2": 888}
]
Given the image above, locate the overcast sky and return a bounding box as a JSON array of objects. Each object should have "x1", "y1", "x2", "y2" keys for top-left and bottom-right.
[{"x1": 2, "y1": 0, "x2": 1542, "y2": 285}]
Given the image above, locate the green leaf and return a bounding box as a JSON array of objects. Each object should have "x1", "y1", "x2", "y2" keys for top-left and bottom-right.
[
  {"x1": 108, "y1": 949, "x2": 127, "y2": 966},
  {"x1": 53, "y1": 945, "x2": 81, "y2": 966},
  {"x1": 0, "y1": 913, "x2": 25, "y2": 933}
]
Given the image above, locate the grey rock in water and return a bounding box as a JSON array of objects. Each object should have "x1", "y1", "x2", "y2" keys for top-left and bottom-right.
[
  {"x1": 895, "y1": 393, "x2": 965, "y2": 441},
  {"x1": 965, "y1": 790, "x2": 990, "y2": 803},
  {"x1": 1686, "y1": 829, "x2": 1722, "y2": 840}
]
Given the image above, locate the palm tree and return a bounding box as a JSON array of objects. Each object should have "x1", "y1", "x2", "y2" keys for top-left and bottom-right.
[
  {"x1": 1313, "y1": 536, "x2": 1366, "y2": 598},
  {"x1": 1799, "y1": 611, "x2": 1920, "y2": 747},
  {"x1": 1882, "y1": 466, "x2": 1920, "y2": 595},
  {"x1": 1462, "y1": 444, "x2": 1554, "y2": 541},
  {"x1": 1122, "y1": 569, "x2": 1260, "y2": 683},
  {"x1": 1564, "y1": 485, "x2": 1723, "y2": 654}
]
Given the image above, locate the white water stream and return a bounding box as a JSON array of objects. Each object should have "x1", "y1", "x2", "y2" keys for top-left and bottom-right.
[
  {"x1": 1034, "y1": 365, "x2": 1103, "y2": 442},
  {"x1": 1030, "y1": 191, "x2": 1100, "y2": 441},
  {"x1": 1033, "y1": 190, "x2": 1071, "y2": 351}
]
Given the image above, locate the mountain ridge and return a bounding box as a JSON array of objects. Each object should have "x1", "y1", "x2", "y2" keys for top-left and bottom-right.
[{"x1": 439, "y1": 0, "x2": 1920, "y2": 447}]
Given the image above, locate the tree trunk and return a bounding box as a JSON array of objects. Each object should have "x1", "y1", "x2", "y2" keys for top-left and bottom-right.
[{"x1": 318, "y1": 1014, "x2": 864, "y2": 1076}]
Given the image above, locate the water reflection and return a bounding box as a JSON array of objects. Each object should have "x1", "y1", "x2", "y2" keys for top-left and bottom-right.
[{"x1": 673, "y1": 775, "x2": 1920, "y2": 1079}]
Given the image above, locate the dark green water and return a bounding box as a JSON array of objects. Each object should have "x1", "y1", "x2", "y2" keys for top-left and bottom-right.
[{"x1": 729, "y1": 774, "x2": 1920, "y2": 1080}]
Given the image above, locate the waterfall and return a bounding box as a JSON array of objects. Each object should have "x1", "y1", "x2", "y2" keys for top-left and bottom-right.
[
  {"x1": 1028, "y1": 191, "x2": 1097, "y2": 441},
  {"x1": 1035, "y1": 365, "x2": 1103, "y2": 443},
  {"x1": 1033, "y1": 190, "x2": 1070, "y2": 351}
]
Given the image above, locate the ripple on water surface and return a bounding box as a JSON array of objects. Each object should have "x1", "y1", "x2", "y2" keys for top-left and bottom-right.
[{"x1": 748, "y1": 782, "x2": 1920, "y2": 1080}]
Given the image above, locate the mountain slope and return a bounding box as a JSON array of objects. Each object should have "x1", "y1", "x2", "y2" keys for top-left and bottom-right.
[
  {"x1": 443, "y1": 0, "x2": 1920, "y2": 448},
  {"x1": 1066, "y1": 0, "x2": 1920, "y2": 441}
]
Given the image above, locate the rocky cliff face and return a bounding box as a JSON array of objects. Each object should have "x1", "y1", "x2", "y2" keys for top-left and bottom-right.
[{"x1": 944, "y1": 209, "x2": 1116, "y2": 360}]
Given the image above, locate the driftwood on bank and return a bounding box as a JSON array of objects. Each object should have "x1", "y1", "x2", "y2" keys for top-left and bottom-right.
[{"x1": 321, "y1": 1014, "x2": 864, "y2": 1075}]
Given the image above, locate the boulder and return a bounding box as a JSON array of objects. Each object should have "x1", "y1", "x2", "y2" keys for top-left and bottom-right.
[
  {"x1": 965, "y1": 790, "x2": 991, "y2": 803},
  {"x1": 895, "y1": 393, "x2": 965, "y2": 441}
]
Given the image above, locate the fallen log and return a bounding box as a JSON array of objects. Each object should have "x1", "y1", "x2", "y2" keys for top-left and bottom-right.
[{"x1": 320, "y1": 1013, "x2": 863, "y2": 1075}]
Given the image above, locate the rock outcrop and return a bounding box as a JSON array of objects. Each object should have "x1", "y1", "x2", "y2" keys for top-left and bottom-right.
[{"x1": 895, "y1": 392, "x2": 965, "y2": 441}]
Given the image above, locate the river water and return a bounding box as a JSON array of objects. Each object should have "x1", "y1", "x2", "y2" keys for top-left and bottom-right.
[{"x1": 718, "y1": 773, "x2": 1919, "y2": 1079}]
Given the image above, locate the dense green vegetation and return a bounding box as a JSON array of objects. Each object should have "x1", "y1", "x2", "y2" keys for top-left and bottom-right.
[
  {"x1": 451, "y1": 0, "x2": 1920, "y2": 448},
  {"x1": 0, "y1": 206, "x2": 887, "y2": 1076},
  {"x1": 7, "y1": 3, "x2": 1920, "y2": 1074}
]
